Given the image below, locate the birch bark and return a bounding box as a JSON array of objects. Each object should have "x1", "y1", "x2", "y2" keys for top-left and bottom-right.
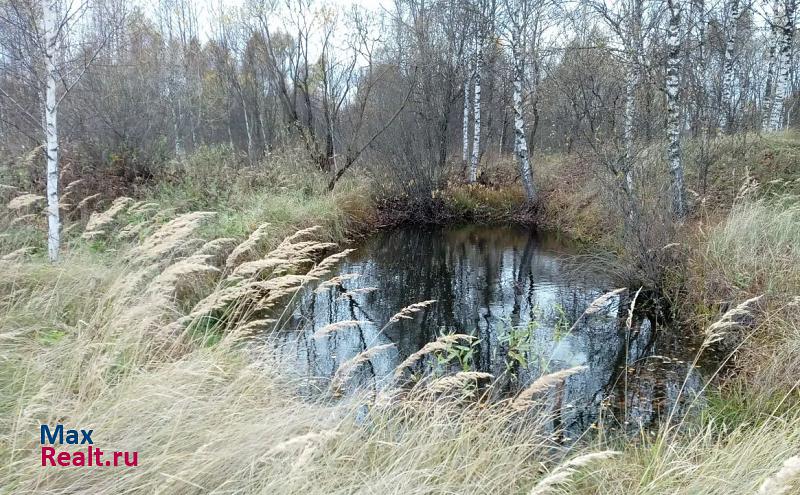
[
  {"x1": 462, "y1": 61, "x2": 471, "y2": 170},
  {"x1": 621, "y1": 0, "x2": 643, "y2": 195},
  {"x1": 622, "y1": 63, "x2": 637, "y2": 194},
  {"x1": 469, "y1": 34, "x2": 482, "y2": 183},
  {"x1": 762, "y1": 0, "x2": 781, "y2": 130},
  {"x1": 666, "y1": 0, "x2": 687, "y2": 217},
  {"x1": 511, "y1": 27, "x2": 536, "y2": 201},
  {"x1": 720, "y1": 0, "x2": 741, "y2": 132},
  {"x1": 43, "y1": 0, "x2": 60, "y2": 262},
  {"x1": 768, "y1": 0, "x2": 796, "y2": 131}
]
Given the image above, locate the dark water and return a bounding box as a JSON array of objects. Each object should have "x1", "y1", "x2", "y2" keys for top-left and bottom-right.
[{"x1": 276, "y1": 225, "x2": 701, "y2": 434}]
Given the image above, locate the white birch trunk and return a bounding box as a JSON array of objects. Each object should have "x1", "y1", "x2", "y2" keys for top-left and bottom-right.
[
  {"x1": 511, "y1": 29, "x2": 536, "y2": 201},
  {"x1": 469, "y1": 35, "x2": 482, "y2": 183},
  {"x1": 666, "y1": 0, "x2": 687, "y2": 217},
  {"x1": 622, "y1": 62, "x2": 637, "y2": 194},
  {"x1": 720, "y1": 0, "x2": 741, "y2": 132},
  {"x1": 762, "y1": 0, "x2": 781, "y2": 130},
  {"x1": 498, "y1": 109, "x2": 506, "y2": 155},
  {"x1": 768, "y1": 0, "x2": 796, "y2": 131},
  {"x1": 622, "y1": 0, "x2": 643, "y2": 196},
  {"x1": 462, "y1": 63, "x2": 471, "y2": 169},
  {"x1": 173, "y1": 101, "x2": 183, "y2": 157},
  {"x1": 241, "y1": 95, "x2": 254, "y2": 160},
  {"x1": 259, "y1": 107, "x2": 268, "y2": 151},
  {"x1": 43, "y1": 0, "x2": 60, "y2": 262}
]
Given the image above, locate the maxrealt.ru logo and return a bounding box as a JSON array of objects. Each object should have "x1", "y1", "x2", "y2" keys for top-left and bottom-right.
[{"x1": 40, "y1": 424, "x2": 138, "y2": 467}]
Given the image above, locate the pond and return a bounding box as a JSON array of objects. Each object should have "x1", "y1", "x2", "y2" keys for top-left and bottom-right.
[{"x1": 274, "y1": 225, "x2": 702, "y2": 435}]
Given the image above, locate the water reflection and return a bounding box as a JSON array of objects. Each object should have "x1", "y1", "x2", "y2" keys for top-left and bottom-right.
[{"x1": 274, "y1": 225, "x2": 701, "y2": 434}]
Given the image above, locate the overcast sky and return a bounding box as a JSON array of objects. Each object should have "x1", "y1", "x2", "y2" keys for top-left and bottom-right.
[{"x1": 136, "y1": 0, "x2": 393, "y2": 41}]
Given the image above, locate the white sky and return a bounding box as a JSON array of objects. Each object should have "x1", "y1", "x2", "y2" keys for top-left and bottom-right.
[{"x1": 138, "y1": 0, "x2": 394, "y2": 41}]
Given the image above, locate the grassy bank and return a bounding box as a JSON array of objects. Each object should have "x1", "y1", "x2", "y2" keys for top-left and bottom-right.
[
  {"x1": 1, "y1": 206, "x2": 798, "y2": 494},
  {"x1": 1, "y1": 136, "x2": 799, "y2": 493},
  {"x1": 1, "y1": 146, "x2": 378, "y2": 259}
]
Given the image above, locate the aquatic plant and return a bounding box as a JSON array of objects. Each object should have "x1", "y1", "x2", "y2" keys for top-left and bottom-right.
[{"x1": 394, "y1": 334, "x2": 478, "y2": 380}]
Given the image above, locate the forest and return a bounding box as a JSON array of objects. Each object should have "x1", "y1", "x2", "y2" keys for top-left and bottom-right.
[{"x1": 1, "y1": 0, "x2": 799, "y2": 493}]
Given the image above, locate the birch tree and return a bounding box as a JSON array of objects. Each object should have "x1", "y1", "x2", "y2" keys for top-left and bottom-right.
[
  {"x1": 762, "y1": 0, "x2": 781, "y2": 130},
  {"x1": 511, "y1": 28, "x2": 536, "y2": 201},
  {"x1": 42, "y1": 0, "x2": 60, "y2": 261},
  {"x1": 666, "y1": 0, "x2": 686, "y2": 217},
  {"x1": 0, "y1": 1, "x2": 112, "y2": 261},
  {"x1": 587, "y1": 0, "x2": 648, "y2": 206},
  {"x1": 719, "y1": 0, "x2": 742, "y2": 133},
  {"x1": 469, "y1": 29, "x2": 483, "y2": 183},
  {"x1": 765, "y1": 0, "x2": 796, "y2": 131},
  {"x1": 41, "y1": 0, "x2": 115, "y2": 260},
  {"x1": 503, "y1": 0, "x2": 538, "y2": 201},
  {"x1": 461, "y1": 3, "x2": 474, "y2": 173},
  {"x1": 0, "y1": 0, "x2": 796, "y2": 210},
  {"x1": 622, "y1": 0, "x2": 644, "y2": 195},
  {"x1": 462, "y1": 55, "x2": 472, "y2": 172}
]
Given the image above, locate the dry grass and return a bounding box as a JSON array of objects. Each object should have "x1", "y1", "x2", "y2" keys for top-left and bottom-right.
[
  {"x1": 758, "y1": 456, "x2": 800, "y2": 495},
  {"x1": 82, "y1": 196, "x2": 136, "y2": 235},
  {"x1": 1, "y1": 142, "x2": 800, "y2": 494},
  {"x1": 3, "y1": 236, "x2": 797, "y2": 494},
  {"x1": 511, "y1": 366, "x2": 589, "y2": 411},
  {"x1": 6, "y1": 193, "x2": 45, "y2": 212},
  {"x1": 0, "y1": 218, "x2": 566, "y2": 494},
  {"x1": 703, "y1": 196, "x2": 800, "y2": 298},
  {"x1": 394, "y1": 334, "x2": 476, "y2": 380}
]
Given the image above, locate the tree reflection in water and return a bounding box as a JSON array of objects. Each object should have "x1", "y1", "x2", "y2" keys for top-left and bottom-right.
[{"x1": 274, "y1": 225, "x2": 702, "y2": 435}]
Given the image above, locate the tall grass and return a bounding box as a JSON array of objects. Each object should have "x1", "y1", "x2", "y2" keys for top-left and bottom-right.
[
  {"x1": 0, "y1": 216, "x2": 567, "y2": 494},
  {"x1": 143, "y1": 145, "x2": 375, "y2": 244},
  {"x1": 704, "y1": 196, "x2": 800, "y2": 297},
  {"x1": 1, "y1": 145, "x2": 800, "y2": 494},
  {"x1": 0, "y1": 277, "x2": 796, "y2": 493},
  {"x1": 0, "y1": 209, "x2": 798, "y2": 494}
]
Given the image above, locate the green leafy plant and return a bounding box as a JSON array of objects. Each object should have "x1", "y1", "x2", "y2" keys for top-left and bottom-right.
[
  {"x1": 38, "y1": 328, "x2": 66, "y2": 345},
  {"x1": 553, "y1": 303, "x2": 571, "y2": 342},
  {"x1": 435, "y1": 329, "x2": 480, "y2": 372},
  {"x1": 499, "y1": 320, "x2": 536, "y2": 373}
]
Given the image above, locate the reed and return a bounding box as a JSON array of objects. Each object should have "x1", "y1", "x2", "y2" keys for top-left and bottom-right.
[
  {"x1": 757, "y1": 456, "x2": 800, "y2": 495},
  {"x1": 510, "y1": 366, "x2": 589, "y2": 411},
  {"x1": 529, "y1": 451, "x2": 620, "y2": 495},
  {"x1": 425, "y1": 371, "x2": 494, "y2": 396},
  {"x1": 82, "y1": 196, "x2": 135, "y2": 235},
  {"x1": 1, "y1": 177, "x2": 799, "y2": 494},
  {"x1": 394, "y1": 333, "x2": 476, "y2": 379},
  {"x1": 330, "y1": 343, "x2": 396, "y2": 393},
  {"x1": 312, "y1": 320, "x2": 370, "y2": 339},
  {"x1": 6, "y1": 193, "x2": 45, "y2": 212},
  {"x1": 388, "y1": 299, "x2": 438, "y2": 324}
]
